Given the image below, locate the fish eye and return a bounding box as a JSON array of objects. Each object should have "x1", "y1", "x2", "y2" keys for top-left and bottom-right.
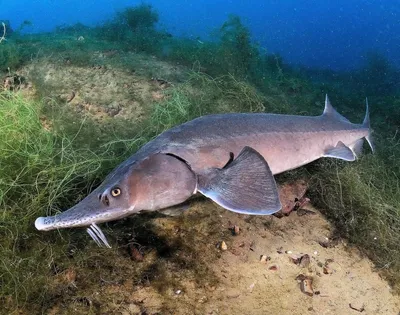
[{"x1": 111, "y1": 187, "x2": 121, "y2": 197}]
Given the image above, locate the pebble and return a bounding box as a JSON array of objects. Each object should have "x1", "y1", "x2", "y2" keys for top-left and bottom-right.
[
  {"x1": 349, "y1": 302, "x2": 365, "y2": 312},
  {"x1": 323, "y1": 266, "x2": 333, "y2": 274},
  {"x1": 300, "y1": 278, "x2": 314, "y2": 296},
  {"x1": 219, "y1": 241, "x2": 228, "y2": 251}
]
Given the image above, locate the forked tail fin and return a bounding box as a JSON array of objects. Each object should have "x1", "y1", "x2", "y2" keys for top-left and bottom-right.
[{"x1": 363, "y1": 98, "x2": 375, "y2": 153}]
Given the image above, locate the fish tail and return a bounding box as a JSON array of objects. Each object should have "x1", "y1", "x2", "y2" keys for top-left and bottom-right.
[{"x1": 363, "y1": 98, "x2": 375, "y2": 153}]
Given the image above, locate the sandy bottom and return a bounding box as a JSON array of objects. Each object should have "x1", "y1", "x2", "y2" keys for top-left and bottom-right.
[
  {"x1": 113, "y1": 182, "x2": 399, "y2": 315},
  {"x1": 45, "y1": 181, "x2": 399, "y2": 315}
]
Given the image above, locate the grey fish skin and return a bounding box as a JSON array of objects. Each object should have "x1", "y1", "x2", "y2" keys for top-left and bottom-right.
[{"x1": 34, "y1": 95, "x2": 374, "y2": 238}]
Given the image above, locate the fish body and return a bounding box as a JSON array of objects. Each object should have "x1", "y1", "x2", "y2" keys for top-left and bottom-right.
[{"x1": 34, "y1": 96, "x2": 374, "y2": 247}]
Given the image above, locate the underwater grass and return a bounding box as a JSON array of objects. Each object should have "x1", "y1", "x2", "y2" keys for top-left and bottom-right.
[
  {"x1": 0, "y1": 91, "x2": 119, "y2": 312},
  {"x1": 308, "y1": 134, "x2": 400, "y2": 291}
]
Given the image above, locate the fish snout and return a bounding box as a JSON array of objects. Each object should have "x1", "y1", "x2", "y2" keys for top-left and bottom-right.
[{"x1": 35, "y1": 216, "x2": 56, "y2": 231}]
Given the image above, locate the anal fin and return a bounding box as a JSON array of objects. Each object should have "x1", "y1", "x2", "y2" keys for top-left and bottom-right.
[
  {"x1": 324, "y1": 141, "x2": 356, "y2": 161},
  {"x1": 197, "y1": 146, "x2": 282, "y2": 215}
]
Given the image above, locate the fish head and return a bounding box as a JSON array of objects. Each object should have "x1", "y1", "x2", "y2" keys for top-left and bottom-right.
[{"x1": 34, "y1": 153, "x2": 196, "y2": 232}]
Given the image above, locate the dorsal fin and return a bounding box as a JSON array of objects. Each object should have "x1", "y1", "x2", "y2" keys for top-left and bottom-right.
[{"x1": 322, "y1": 95, "x2": 350, "y2": 123}]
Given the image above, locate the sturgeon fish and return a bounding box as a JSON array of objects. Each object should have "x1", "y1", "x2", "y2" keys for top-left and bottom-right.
[{"x1": 35, "y1": 96, "x2": 374, "y2": 247}]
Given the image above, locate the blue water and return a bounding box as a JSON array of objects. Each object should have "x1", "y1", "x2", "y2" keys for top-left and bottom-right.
[{"x1": 2, "y1": 0, "x2": 399, "y2": 71}]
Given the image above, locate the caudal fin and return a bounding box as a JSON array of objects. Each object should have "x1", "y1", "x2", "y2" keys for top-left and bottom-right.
[{"x1": 363, "y1": 98, "x2": 375, "y2": 153}]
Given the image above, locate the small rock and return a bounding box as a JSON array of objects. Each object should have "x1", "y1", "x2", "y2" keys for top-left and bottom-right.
[
  {"x1": 296, "y1": 274, "x2": 307, "y2": 281},
  {"x1": 277, "y1": 247, "x2": 284, "y2": 254},
  {"x1": 268, "y1": 265, "x2": 279, "y2": 271},
  {"x1": 226, "y1": 289, "x2": 241, "y2": 299},
  {"x1": 290, "y1": 255, "x2": 301, "y2": 264},
  {"x1": 259, "y1": 255, "x2": 269, "y2": 263},
  {"x1": 175, "y1": 289, "x2": 182, "y2": 295},
  {"x1": 249, "y1": 282, "x2": 255, "y2": 292},
  {"x1": 323, "y1": 266, "x2": 333, "y2": 275},
  {"x1": 290, "y1": 254, "x2": 310, "y2": 267},
  {"x1": 319, "y1": 237, "x2": 340, "y2": 248},
  {"x1": 349, "y1": 302, "x2": 365, "y2": 312},
  {"x1": 300, "y1": 278, "x2": 314, "y2": 296},
  {"x1": 219, "y1": 241, "x2": 228, "y2": 251},
  {"x1": 233, "y1": 225, "x2": 240, "y2": 235},
  {"x1": 285, "y1": 250, "x2": 293, "y2": 254},
  {"x1": 300, "y1": 254, "x2": 311, "y2": 268},
  {"x1": 198, "y1": 296, "x2": 207, "y2": 303}
]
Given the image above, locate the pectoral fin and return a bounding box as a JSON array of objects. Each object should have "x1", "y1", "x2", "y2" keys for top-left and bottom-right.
[
  {"x1": 197, "y1": 146, "x2": 282, "y2": 215},
  {"x1": 324, "y1": 141, "x2": 356, "y2": 161}
]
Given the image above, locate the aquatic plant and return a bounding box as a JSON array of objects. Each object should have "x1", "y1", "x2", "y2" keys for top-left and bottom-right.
[
  {"x1": 96, "y1": 3, "x2": 162, "y2": 54},
  {"x1": 309, "y1": 142, "x2": 400, "y2": 290},
  {"x1": 217, "y1": 15, "x2": 258, "y2": 78},
  {"x1": 0, "y1": 42, "x2": 22, "y2": 70},
  {"x1": 118, "y1": 3, "x2": 159, "y2": 31},
  {"x1": 0, "y1": 91, "x2": 113, "y2": 312}
]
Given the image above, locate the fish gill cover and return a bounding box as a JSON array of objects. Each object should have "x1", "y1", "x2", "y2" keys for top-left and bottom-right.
[{"x1": 0, "y1": 1, "x2": 399, "y2": 314}]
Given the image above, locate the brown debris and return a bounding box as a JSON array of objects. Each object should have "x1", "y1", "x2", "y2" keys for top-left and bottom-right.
[
  {"x1": 3, "y1": 74, "x2": 29, "y2": 91},
  {"x1": 129, "y1": 244, "x2": 144, "y2": 262},
  {"x1": 150, "y1": 77, "x2": 172, "y2": 89},
  {"x1": 66, "y1": 91, "x2": 76, "y2": 103},
  {"x1": 276, "y1": 180, "x2": 309, "y2": 216},
  {"x1": 62, "y1": 268, "x2": 76, "y2": 283},
  {"x1": 228, "y1": 222, "x2": 240, "y2": 235},
  {"x1": 297, "y1": 207, "x2": 316, "y2": 216},
  {"x1": 268, "y1": 265, "x2": 279, "y2": 271}
]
